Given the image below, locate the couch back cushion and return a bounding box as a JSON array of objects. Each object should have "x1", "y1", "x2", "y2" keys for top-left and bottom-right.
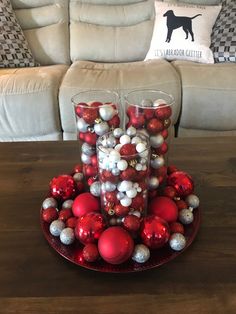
[
  {"x1": 70, "y1": 0, "x2": 154, "y2": 63},
  {"x1": 164, "y1": 0, "x2": 221, "y2": 4},
  {"x1": 12, "y1": 0, "x2": 70, "y2": 65}
]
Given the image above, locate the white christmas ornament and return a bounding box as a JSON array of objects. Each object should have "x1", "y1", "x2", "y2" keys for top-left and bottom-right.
[
  {"x1": 120, "y1": 134, "x2": 131, "y2": 145},
  {"x1": 77, "y1": 118, "x2": 89, "y2": 132},
  {"x1": 117, "y1": 159, "x2": 128, "y2": 171},
  {"x1": 126, "y1": 188, "x2": 137, "y2": 199},
  {"x1": 120, "y1": 196, "x2": 132, "y2": 207},
  {"x1": 136, "y1": 142, "x2": 147, "y2": 153},
  {"x1": 99, "y1": 105, "x2": 115, "y2": 121}
]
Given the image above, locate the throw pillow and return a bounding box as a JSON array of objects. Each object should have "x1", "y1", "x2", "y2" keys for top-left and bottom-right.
[
  {"x1": 145, "y1": 1, "x2": 221, "y2": 63},
  {"x1": 211, "y1": 0, "x2": 236, "y2": 63},
  {"x1": 0, "y1": 0, "x2": 36, "y2": 68}
]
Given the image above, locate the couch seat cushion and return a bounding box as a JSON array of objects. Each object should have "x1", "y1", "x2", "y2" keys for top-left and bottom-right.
[
  {"x1": 0, "y1": 65, "x2": 68, "y2": 141},
  {"x1": 59, "y1": 59, "x2": 181, "y2": 140}
]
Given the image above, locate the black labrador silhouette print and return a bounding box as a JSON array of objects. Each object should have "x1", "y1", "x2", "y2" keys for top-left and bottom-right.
[{"x1": 163, "y1": 10, "x2": 202, "y2": 42}]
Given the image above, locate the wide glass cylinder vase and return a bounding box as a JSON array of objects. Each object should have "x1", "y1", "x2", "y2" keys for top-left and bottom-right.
[{"x1": 125, "y1": 89, "x2": 174, "y2": 188}]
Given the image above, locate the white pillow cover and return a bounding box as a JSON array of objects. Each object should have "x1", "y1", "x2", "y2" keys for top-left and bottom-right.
[{"x1": 145, "y1": 1, "x2": 221, "y2": 63}]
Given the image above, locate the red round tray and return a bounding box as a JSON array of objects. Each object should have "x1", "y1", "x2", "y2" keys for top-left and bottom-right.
[{"x1": 40, "y1": 207, "x2": 200, "y2": 273}]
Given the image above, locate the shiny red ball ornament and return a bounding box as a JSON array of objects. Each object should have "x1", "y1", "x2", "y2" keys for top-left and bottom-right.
[
  {"x1": 167, "y1": 165, "x2": 179, "y2": 174},
  {"x1": 73, "y1": 164, "x2": 83, "y2": 173},
  {"x1": 120, "y1": 167, "x2": 137, "y2": 181},
  {"x1": 98, "y1": 227, "x2": 134, "y2": 265},
  {"x1": 169, "y1": 222, "x2": 184, "y2": 234},
  {"x1": 155, "y1": 105, "x2": 172, "y2": 120},
  {"x1": 59, "y1": 208, "x2": 73, "y2": 222},
  {"x1": 42, "y1": 207, "x2": 58, "y2": 223},
  {"x1": 149, "y1": 196, "x2": 178, "y2": 223},
  {"x1": 140, "y1": 215, "x2": 170, "y2": 249},
  {"x1": 163, "y1": 186, "x2": 177, "y2": 199},
  {"x1": 167, "y1": 171, "x2": 194, "y2": 197},
  {"x1": 87, "y1": 176, "x2": 97, "y2": 186},
  {"x1": 90, "y1": 101, "x2": 103, "y2": 108},
  {"x1": 84, "y1": 132, "x2": 97, "y2": 146},
  {"x1": 130, "y1": 114, "x2": 145, "y2": 129},
  {"x1": 83, "y1": 108, "x2": 99, "y2": 124},
  {"x1": 50, "y1": 175, "x2": 77, "y2": 201},
  {"x1": 126, "y1": 105, "x2": 138, "y2": 117},
  {"x1": 75, "y1": 102, "x2": 87, "y2": 117},
  {"x1": 77, "y1": 181, "x2": 85, "y2": 193},
  {"x1": 161, "y1": 129, "x2": 169, "y2": 139},
  {"x1": 79, "y1": 132, "x2": 85, "y2": 141},
  {"x1": 155, "y1": 141, "x2": 168, "y2": 155},
  {"x1": 108, "y1": 115, "x2": 120, "y2": 128},
  {"x1": 83, "y1": 164, "x2": 97, "y2": 178},
  {"x1": 175, "y1": 200, "x2": 188, "y2": 211},
  {"x1": 72, "y1": 192, "x2": 100, "y2": 217},
  {"x1": 114, "y1": 204, "x2": 130, "y2": 217},
  {"x1": 143, "y1": 108, "x2": 155, "y2": 120},
  {"x1": 147, "y1": 118, "x2": 163, "y2": 134},
  {"x1": 90, "y1": 155, "x2": 98, "y2": 168},
  {"x1": 75, "y1": 212, "x2": 106, "y2": 244},
  {"x1": 83, "y1": 243, "x2": 100, "y2": 262},
  {"x1": 105, "y1": 191, "x2": 119, "y2": 204},
  {"x1": 123, "y1": 215, "x2": 141, "y2": 232},
  {"x1": 120, "y1": 143, "x2": 137, "y2": 157},
  {"x1": 66, "y1": 217, "x2": 78, "y2": 229}
]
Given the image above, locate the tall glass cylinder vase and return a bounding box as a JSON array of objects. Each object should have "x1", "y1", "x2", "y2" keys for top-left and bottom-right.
[
  {"x1": 72, "y1": 90, "x2": 120, "y2": 184},
  {"x1": 97, "y1": 130, "x2": 150, "y2": 227},
  {"x1": 125, "y1": 89, "x2": 174, "y2": 190}
]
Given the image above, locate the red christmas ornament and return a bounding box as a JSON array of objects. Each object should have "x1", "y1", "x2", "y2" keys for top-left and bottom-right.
[
  {"x1": 90, "y1": 155, "x2": 98, "y2": 168},
  {"x1": 75, "y1": 102, "x2": 88, "y2": 117},
  {"x1": 66, "y1": 217, "x2": 78, "y2": 229},
  {"x1": 87, "y1": 176, "x2": 97, "y2": 186},
  {"x1": 126, "y1": 105, "x2": 138, "y2": 117},
  {"x1": 59, "y1": 208, "x2": 73, "y2": 222},
  {"x1": 175, "y1": 200, "x2": 188, "y2": 211},
  {"x1": 140, "y1": 215, "x2": 170, "y2": 249},
  {"x1": 90, "y1": 101, "x2": 103, "y2": 108},
  {"x1": 83, "y1": 108, "x2": 99, "y2": 124},
  {"x1": 105, "y1": 191, "x2": 119, "y2": 204},
  {"x1": 120, "y1": 167, "x2": 137, "y2": 181},
  {"x1": 149, "y1": 196, "x2": 178, "y2": 223},
  {"x1": 155, "y1": 105, "x2": 172, "y2": 120},
  {"x1": 169, "y1": 222, "x2": 184, "y2": 234},
  {"x1": 72, "y1": 192, "x2": 100, "y2": 217},
  {"x1": 75, "y1": 212, "x2": 106, "y2": 244},
  {"x1": 98, "y1": 227, "x2": 134, "y2": 265},
  {"x1": 83, "y1": 243, "x2": 100, "y2": 262},
  {"x1": 108, "y1": 115, "x2": 120, "y2": 128},
  {"x1": 123, "y1": 215, "x2": 141, "y2": 232},
  {"x1": 101, "y1": 170, "x2": 118, "y2": 183},
  {"x1": 167, "y1": 171, "x2": 194, "y2": 197},
  {"x1": 135, "y1": 169, "x2": 149, "y2": 181},
  {"x1": 143, "y1": 108, "x2": 155, "y2": 120},
  {"x1": 148, "y1": 190, "x2": 158, "y2": 200},
  {"x1": 163, "y1": 186, "x2": 177, "y2": 199},
  {"x1": 155, "y1": 142, "x2": 168, "y2": 155},
  {"x1": 161, "y1": 129, "x2": 169, "y2": 139},
  {"x1": 167, "y1": 165, "x2": 179, "y2": 174},
  {"x1": 50, "y1": 175, "x2": 77, "y2": 201},
  {"x1": 114, "y1": 204, "x2": 130, "y2": 217},
  {"x1": 147, "y1": 118, "x2": 163, "y2": 134},
  {"x1": 130, "y1": 114, "x2": 145, "y2": 129},
  {"x1": 73, "y1": 164, "x2": 83, "y2": 174},
  {"x1": 77, "y1": 181, "x2": 85, "y2": 193},
  {"x1": 83, "y1": 164, "x2": 97, "y2": 178},
  {"x1": 84, "y1": 132, "x2": 97, "y2": 146},
  {"x1": 131, "y1": 194, "x2": 145, "y2": 211},
  {"x1": 120, "y1": 143, "x2": 137, "y2": 157},
  {"x1": 42, "y1": 207, "x2": 58, "y2": 223},
  {"x1": 79, "y1": 132, "x2": 85, "y2": 141}
]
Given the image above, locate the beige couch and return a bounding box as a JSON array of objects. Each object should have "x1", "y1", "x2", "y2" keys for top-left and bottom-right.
[{"x1": 0, "y1": 0, "x2": 235, "y2": 141}]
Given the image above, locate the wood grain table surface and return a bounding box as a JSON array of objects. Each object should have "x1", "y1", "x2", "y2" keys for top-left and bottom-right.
[{"x1": 0, "y1": 137, "x2": 235, "y2": 314}]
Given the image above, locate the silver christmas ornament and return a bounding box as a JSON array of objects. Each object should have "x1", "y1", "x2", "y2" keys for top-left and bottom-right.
[
  {"x1": 132, "y1": 244, "x2": 150, "y2": 263},
  {"x1": 150, "y1": 134, "x2": 164, "y2": 148},
  {"x1": 77, "y1": 118, "x2": 89, "y2": 132},
  {"x1": 150, "y1": 156, "x2": 165, "y2": 169},
  {"x1": 131, "y1": 136, "x2": 142, "y2": 145},
  {"x1": 73, "y1": 172, "x2": 84, "y2": 182},
  {"x1": 113, "y1": 128, "x2": 124, "y2": 138},
  {"x1": 126, "y1": 126, "x2": 137, "y2": 137},
  {"x1": 117, "y1": 192, "x2": 125, "y2": 200},
  {"x1": 141, "y1": 99, "x2": 153, "y2": 107},
  {"x1": 105, "y1": 181, "x2": 116, "y2": 192},
  {"x1": 81, "y1": 153, "x2": 91, "y2": 165},
  {"x1": 62, "y1": 199, "x2": 73, "y2": 209},
  {"x1": 185, "y1": 194, "x2": 200, "y2": 209},
  {"x1": 148, "y1": 176, "x2": 159, "y2": 190},
  {"x1": 90, "y1": 181, "x2": 101, "y2": 197},
  {"x1": 49, "y1": 220, "x2": 65, "y2": 237},
  {"x1": 99, "y1": 105, "x2": 115, "y2": 121},
  {"x1": 42, "y1": 197, "x2": 57, "y2": 209},
  {"x1": 120, "y1": 196, "x2": 132, "y2": 207},
  {"x1": 94, "y1": 121, "x2": 110, "y2": 136},
  {"x1": 60, "y1": 227, "x2": 75, "y2": 245},
  {"x1": 120, "y1": 134, "x2": 131, "y2": 145},
  {"x1": 179, "y1": 208, "x2": 194, "y2": 225},
  {"x1": 130, "y1": 210, "x2": 141, "y2": 218},
  {"x1": 81, "y1": 143, "x2": 95, "y2": 156},
  {"x1": 169, "y1": 233, "x2": 186, "y2": 251},
  {"x1": 106, "y1": 135, "x2": 117, "y2": 148},
  {"x1": 112, "y1": 168, "x2": 120, "y2": 176}
]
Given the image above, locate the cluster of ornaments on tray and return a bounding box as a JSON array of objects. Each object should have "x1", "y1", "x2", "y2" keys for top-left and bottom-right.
[
  {"x1": 75, "y1": 100, "x2": 120, "y2": 179},
  {"x1": 42, "y1": 164, "x2": 200, "y2": 265}
]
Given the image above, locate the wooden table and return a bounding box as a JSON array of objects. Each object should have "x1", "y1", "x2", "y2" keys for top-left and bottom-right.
[{"x1": 0, "y1": 137, "x2": 236, "y2": 314}]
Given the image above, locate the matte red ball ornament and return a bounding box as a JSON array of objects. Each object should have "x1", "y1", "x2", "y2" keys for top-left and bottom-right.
[
  {"x1": 72, "y1": 192, "x2": 100, "y2": 217},
  {"x1": 83, "y1": 164, "x2": 97, "y2": 178},
  {"x1": 66, "y1": 217, "x2": 78, "y2": 229},
  {"x1": 42, "y1": 207, "x2": 58, "y2": 223},
  {"x1": 155, "y1": 105, "x2": 172, "y2": 120},
  {"x1": 50, "y1": 175, "x2": 77, "y2": 201},
  {"x1": 75, "y1": 212, "x2": 106, "y2": 244},
  {"x1": 59, "y1": 208, "x2": 73, "y2": 222},
  {"x1": 120, "y1": 167, "x2": 137, "y2": 181},
  {"x1": 108, "y1": 115, "x2": 120, "y2": 128},
  {"x1": 140, "y1": 215, "x2": 170, "y2": 249},
  {"x1": 98, "y1": 227, "x2": 134, "y2": 265},
  {"x1": 149, "y1": 196, "x2": 178, "y2": 223},
  {"x1": 167, "y1": 171, "x2": 194, "y2": 197}
]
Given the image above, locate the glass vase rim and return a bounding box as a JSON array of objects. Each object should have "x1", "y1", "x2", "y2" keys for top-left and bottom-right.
[
  {"x1": 124, "y1": 89, "x2": 174, "y2": 109},
  {"x1": 71, "y1": 89, "x2": 119, "y2": 107}
]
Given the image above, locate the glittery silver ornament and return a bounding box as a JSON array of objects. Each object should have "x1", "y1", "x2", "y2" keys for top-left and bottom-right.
[
  {"x1": 106, "y1": 135, "x2": 117, "y2": 148},
  {"x1": 81, "y1": 143, "x2": 95, "y2": 156},
  {"x1": 49, "y1": 220, "x2": 65, "y2": 237},
  {"x1": 81, "y1": 153, "x2": 92, "y2": 165},
  {"x1": 62, "y1": 199, "x2": 73, "y2": 209},
  {"x1": 150, "y1": 134, "x2": 164, "y2": 148},
  {"x1": 90, "y1": 181, "x2": 101, "y2": 197},
  {"x1": 148, "y1": 176, "x2": 159, "y2": 190},
  {"x1": 112, "y1": 168, "x2": 120, "y2": 176},
  {"x1": 169, "y1": 233, "x2": 186, "y2": 251},
  {"x1": 60, "y1": 227, "x2": 75, "y2": 245},
  {"x1": 94, "y1": 121, "x2": 110, "y2": 136},
  {"x1": 185, "y1": 194, "x2": 200, "y2": 209},
  {"x1": 150, "y1": 156, "x2": 165, "y2": 169},
  {"x1": 77, "y1": 118, "x2": 89, "y2": 132},
  {"x1": 113, "y1": 128, "x2": 124, "y2": 138},
  {"x1": 42, "y1": 197, "x2": 57, "y2": 209},
  {"x1": 141, "y1": 99, "x2": 153, "y2": 107},
  {"x1": 105, "y1": 181, "x2": 116, "y2": 192},
  {"x1": 179, "y1": 208, "x2": 194, "y2": 225},
  {"x1": 73, "y1": 172, "x2": 84, "y2": 182},
  {"x1": 132, "y1": 244, "x2": 150, "y2": 263},
  {"x1": 126, "y1": 126, "x2": 137, "y2": 137},
  {"x1": 99, "y1": 105, "x2": 115, "y2": 121}
]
